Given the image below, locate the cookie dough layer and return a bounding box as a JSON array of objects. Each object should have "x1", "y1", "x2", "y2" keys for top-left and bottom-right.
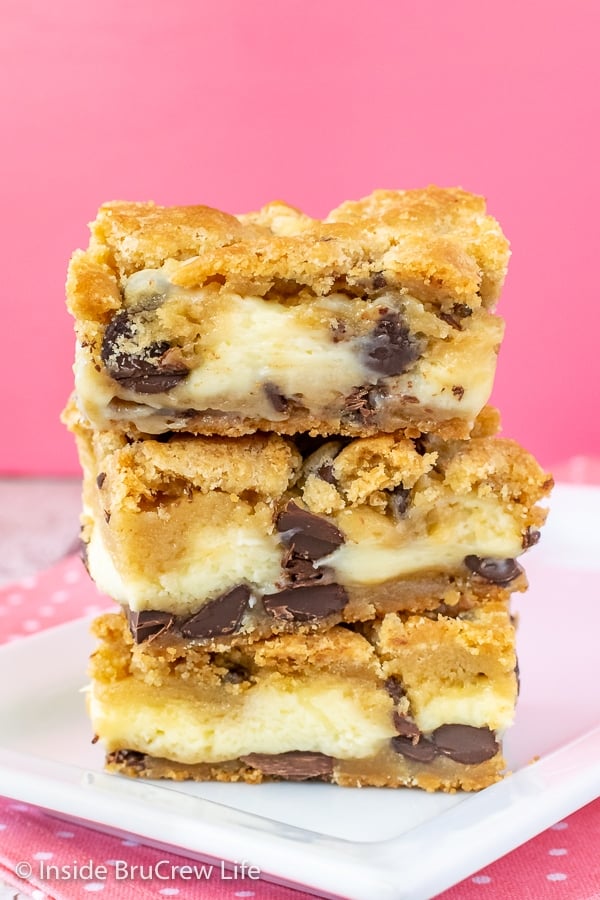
[
  {"x1": 67, "y1": 187, "x2": 509, "y2": 439},
  {"x1": 90, "y1": 602, "x2": 518, "y2": 791},
  {"x1": 66, "y1": 404, "x2": 551, "y2": 642}
]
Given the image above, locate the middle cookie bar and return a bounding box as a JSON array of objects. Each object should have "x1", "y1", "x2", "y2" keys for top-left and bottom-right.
[{"x1": 70, "y1": 407, "x2": 551, "y2": 645}]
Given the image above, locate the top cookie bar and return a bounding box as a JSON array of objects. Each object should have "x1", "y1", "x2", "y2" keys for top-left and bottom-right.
[{"x1": 67, "y1": 187, "x2": 510, "y2": 438}]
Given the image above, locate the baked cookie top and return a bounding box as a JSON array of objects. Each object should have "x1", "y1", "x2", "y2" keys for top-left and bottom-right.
[{"x1": 67, "y1": 186, "x2": 510, "y2": 323}]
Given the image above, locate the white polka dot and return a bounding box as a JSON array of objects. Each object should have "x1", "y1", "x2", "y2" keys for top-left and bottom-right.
[
  {"x1": 7, "y1": 592, "x2": 23, "y2": 606},
  {"x1": 83, "y1": 884, "x2": 105, "y2": 892},
  {"x1": 547, "y1": 873, "x2": 568, "y2": 881},
  {"x1": 84, "y1": 605, "x2": 102, "y2": 616},
  {"x1": 34, "y1": 851, "x2": 54, "y2": 860},
  {"x1": 10, "y1": 803, "x2": 29, "y2": 811},
  {"x1": 104, "y1": 860, "x2": 119, "y2": 866},
  {"x1": 64, "y1": 568, "x2": 80, "y2": 584},
  {"x1": 55, "y1": 830, "x2": 74, "y2": 838},
  {"x1": 39, "y1": 605, "x2": 55, "y2": 617},
  {"x1": 32, "y1": 891, "x2": 47, "y2": 900},
  {"x1": 23, "y1": 619, "x2": 40, "y2": 632},
  {"x1": 0, "y1": 823, "x2": 6, "y2": 829},
  {"x1": 549, "y1": 848, "x2": 568, "y2": 856},
  {"x1": 551, "y1": 821, "x2": 569, "y2": 830},
  {"x1": 471, "y1": 875, "x2": 492, "y2": 884},
  {"x1": 121, "y1": 839, "x2": 139, "y2": 846},
  {"x1": 159, "y1": 891, "x2": 180, "y2": 897},
  {"x1": 234, "y1": 893, "x2": 256, "y2": 898},
  {"x1": 19, "y1": 575, "x2": 38, "y2": 589},
  {"x1": 52, "y1": 590, "x2": 69, "y2": 603}
]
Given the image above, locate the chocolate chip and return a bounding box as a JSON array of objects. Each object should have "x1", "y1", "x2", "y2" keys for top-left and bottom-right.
[
  {"x1": 282, "y1": 552, "x2": 334, "y2": 588},
  {"x1": 389, "y1": 485, "x2": 411, "y2": 519},
  {"x1": 432, "y1": 725, "x2": 499, "y2": 764},
  {"x1": 372, "y1": 272, "x2": 387, "y2": 290},
  {"x1": 452, "y1": 385, "x2": 465, "y2": 400},
  {"x1": 393, "y1": 712, "x2": 421, "y2": 741},
  {"x1": 96, "y1": 472, "x2": 106, "y2": 489},
  {"x1": 384, "y1": 676, "x2": 405, "y2": 703},
  {"x1": 363, "y1": 312, "x2": 421, "y2": 376},
  {"x1": 240, "y1": 751, "x2": 334, "y2": 780},
  {"x1": 107, "y1": 749, "x2": 146, "y2": 771},
  {"x1": 317, "y1": 463, "x2": 336, "y2": 484},
  {"x1": 263, "y1": 382, "x2": 289, "y2": 413},
  {"x1": 391, "y1": 735, "x2": 436, "y2": 762},
  {"x1": 127, "y1": 609, "x2": 174, "y2": 643},
  {"x1": 276, "y1": 501, "x2": 344, "y2": 560},
  {"x1": 180, "y1": 585, "x2": 250, "y2": 638},
  {"x1": 464, "y1": 556, "x2": 523, "y2": 585},
  {"x1": 522, "y1": 527, "x2": 541, "y2": 549},
  {"x1": 440, "y1": 304, "x2": 473, "y2": 330},
  {"x1": 222, "y1": 666, "x2": 250, "y2": 685},
  {"x1": 262, "y1": 583, "x2": 348, "y2": 622},
  {"x1": 101, "y1": 310, "x2": 189, "y2": 394}
]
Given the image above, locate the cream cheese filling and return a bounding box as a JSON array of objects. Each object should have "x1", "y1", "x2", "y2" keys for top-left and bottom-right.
[
  {"x1": 89, "y1": 674, "x2": 512, "y2": 763},
  {"x1": 75, "y1": 271, "x2": 499, "y2": 428},
  {"x1": 87, "y1": 497, "x2": 523, "y2": 611},
  {"x1": 87, "y1": 520, "x2": 283, "y2": 614},
  {"x1": 89, "y1": 674, "x2": 395, "y2": 763}
]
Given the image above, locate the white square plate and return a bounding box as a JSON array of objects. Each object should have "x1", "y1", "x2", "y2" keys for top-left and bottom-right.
[{"x1": 0, "y1": 484, "x2": 599, "y2": 900}]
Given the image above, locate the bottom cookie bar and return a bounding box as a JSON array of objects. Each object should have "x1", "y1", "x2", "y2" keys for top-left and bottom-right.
[{"x1": 89, "y1": 603, "x2": 518, "y2": 792}]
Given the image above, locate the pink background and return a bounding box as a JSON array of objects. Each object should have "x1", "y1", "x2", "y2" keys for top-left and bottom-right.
[{"x1": 2, "y1": 0, "x2": 598, "y2": 475}]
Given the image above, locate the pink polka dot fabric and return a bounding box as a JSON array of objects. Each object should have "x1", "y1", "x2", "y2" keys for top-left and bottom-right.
[{"x1": 0, "y1": 555, "x2": 598, "y2": 899}]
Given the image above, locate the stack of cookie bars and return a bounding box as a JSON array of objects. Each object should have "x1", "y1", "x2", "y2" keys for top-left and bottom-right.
[{"x1": 64, "y1": 187, "x2": 552, "y2": 791}]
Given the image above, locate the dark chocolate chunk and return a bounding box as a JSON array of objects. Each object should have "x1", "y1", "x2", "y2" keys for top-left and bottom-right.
[
  {"x1": 522, "y1": 527, "x2": 541, "y2": 549},
  {"x1": 276, "y1": 501, "x2": 344, "y2": 560},
  {"x1": 317, "y1": 463, "x2": 336, "y2": 484},
  {"x1": 393, "y1": 712, "x2": 421, "y2": 741},
  {"x1": 180, "y1": 585, "x2": 250, "y2": 638},
  {"x1": 389, "y1": 485, "x2": 411, "y2": 519},
  {"x1": 372, "y1": 272, "x2": 388, "y2": 290},
  {"x1": 452, "y1": 385, "x2": 465, "y2": 400},
  {"x1": 432, "y1": 724, "x2": 499, "y2": 765},
  {"x1": 343, "y1": 385, "x2": 375, "y2": 421},
  {"x1": 222, "y1": 666, "x2": 250, "y2": 685},
  {"x1": 127, "y1": 609, "x2": 174, "y2": 643},
  {"x1": 101, "y1": 310, "x2": 189, "y2": 394},
  {"x1": 363, "y1": 312, "x2": 421, "y2": 377},
  {"x1": 96, "y1": 472, "x2": 106, "y2": 489},
  {"x1": 384, "y1": 676, "x2": 405, "y2": 704},
  {"x1": 262, "y1": 583, "x2": 348, "y2": 622},
  {"x1": 263, "y1": 382, "x2": 289, "y2": 413},
  {"x1": 107, "y1": 749, "x2": 147, "y2": 772},
  {"x1": 391, "y1": 734, "x2": 436, "y2": 762},
  {"x1": 282, "y1": 552, "x2": 334, "y2": 588},
  {"x1": 464, "y1": 556, "x2": 523, "y2": 585},
  {"x1": 240, "y1": 751, "x2": 334, "y2": 780},
  {"x1": 440, "y1": 304, "x2": 473, "y2": 330}
]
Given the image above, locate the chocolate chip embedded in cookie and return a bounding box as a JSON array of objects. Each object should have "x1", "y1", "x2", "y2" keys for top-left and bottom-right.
[
  {"x1": 240, "y1": 752, "x2": 334, "y2": 781},
  {"x1": 276, "y1": 501, "x2": 344, "y2": 560},
  {"x1": 180, "y1": 586, "x2": 251, "y2": 638},
  {"x1": 431, "y1": 724, "x2": 499, "y2": 765},
  {"x1": 464, "y1": 555, "x2": 523, "y2": 585},
  {"x1": 101, "y1": 309, "x2": 189, "y2": 394},
  {"x1": 262, "y1": 583, "x2": 348, "y2": 622},
  {"x1": 362, "y1": 311, "x2": 422, "y2": 377}
]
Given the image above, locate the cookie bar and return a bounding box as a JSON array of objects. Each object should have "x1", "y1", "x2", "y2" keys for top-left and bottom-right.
[
  {"x1": 66, "y1": 403, "x2": 551, "y2": 644},
  {"x1": 67, "y1": 187, "x2": 509, "y2": 440},
  {"x1": 89, "y1": 601, "x2": 518, "y2": 791}
]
